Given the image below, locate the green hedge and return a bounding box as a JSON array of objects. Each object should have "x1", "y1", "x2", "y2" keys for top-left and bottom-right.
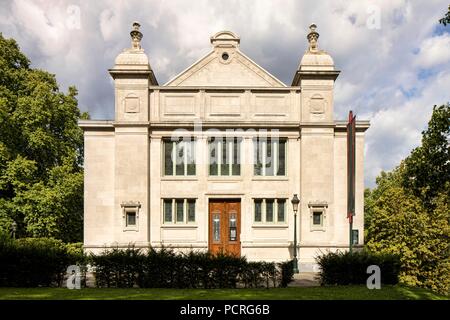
[
  {"x1": 0, "y1": 233, "x2": 85, "y2": 287},
  {"x1": 90, "y1": 247, "x2": 294, "y2": 289},
  {"x1": 316, "y1": 250, "x2": 400, "y2": 286}
]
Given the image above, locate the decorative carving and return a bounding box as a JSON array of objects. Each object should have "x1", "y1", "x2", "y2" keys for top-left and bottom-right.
[
  {"x1": 125, "y1": 95, "x2": 140, "y2": 113},
  {"x1": 307, "y1": 23, "x2": 319, "y2": 53},
  {"x1": 309, "y1": 94, "x2": 326, "y2": 114},
  {"x1": 130, "y1": 22, "x2": 143, "y2": 50}
]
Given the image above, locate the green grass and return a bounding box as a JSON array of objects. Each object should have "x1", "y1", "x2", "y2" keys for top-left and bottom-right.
[{"x1": 0, "y1": 285, "x2": 447, "y2": 300}]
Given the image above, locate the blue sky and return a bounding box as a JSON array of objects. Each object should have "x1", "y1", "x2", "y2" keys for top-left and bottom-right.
[{"x1": 1, "y1": 0, "x2": 449, "y2": 188}]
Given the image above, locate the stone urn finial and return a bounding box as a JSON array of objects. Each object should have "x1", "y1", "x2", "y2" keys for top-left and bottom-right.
[
  {"x1": 307, "y1": 23, "x2": 319, "y2": 53},
  {"x1": 130, "y1": 21, "x2": 143, "y2": 50}
]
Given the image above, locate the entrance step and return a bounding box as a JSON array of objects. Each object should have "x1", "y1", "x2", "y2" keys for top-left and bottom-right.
[{"x1": 288, "y1": 272, "x2": 320, "y2": 287}]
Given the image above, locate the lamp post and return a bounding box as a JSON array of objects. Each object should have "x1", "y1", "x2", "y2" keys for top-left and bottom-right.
[
  {"x1": 291, "y1": 194, "x2": 300, "y2": 274},
  {"x1": 11, "y1": 221, "x2": 17, "y2": 240}
]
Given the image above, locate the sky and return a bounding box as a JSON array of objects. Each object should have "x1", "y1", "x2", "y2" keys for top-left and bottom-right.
[{"x1": 1, "y1": 0, "x2": 449, "y2": 188}]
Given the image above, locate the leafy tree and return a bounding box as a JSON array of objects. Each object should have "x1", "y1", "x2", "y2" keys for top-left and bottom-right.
[
  {"x1": 402, "y1": 104, "x2": 450, "y2": 206},
  {"x1": 0, "y1": 33, "x2": 88, "y2": 242},
  {"x1": 439, "y1": 5, "x2": 450, "y2": 26},
  {"x1": 365, "y1": 167, "x2": 450, "y2": 294},
  {"x1": 365, "y1": 105, "x2": 450, "y2": 294}
]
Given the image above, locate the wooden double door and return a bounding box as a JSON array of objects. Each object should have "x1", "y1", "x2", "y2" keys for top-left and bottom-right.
[{"x1": 208, "y1": 199, "x2": 241, "y2": 256}]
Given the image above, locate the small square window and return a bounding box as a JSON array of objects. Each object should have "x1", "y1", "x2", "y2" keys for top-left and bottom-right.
[
  {"x1": 121, "y1": 202, "x2": 140, "y2": 231},
  {"x1": 126, "y1": 211, "x2": 136, "y2": 226},
  {"x1": 313, "y1": 212, "x2": 322, "y2": 226}
]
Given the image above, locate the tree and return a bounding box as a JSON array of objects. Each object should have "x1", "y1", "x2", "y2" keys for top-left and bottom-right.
[
  {"x1": 365, "y1": 105, "x2": 450, "y2": 294},
  {"x1": 439, "y1": 5, "x2": 450, "y2": 26},
  {"x1": 0, "y1": 33, "x2": 88, "y2": 242},
  {"x1": 365, "y1": 166, "x2": 450, "y2": 294},
  {"x1": 402, "y1": 104, "x2": 450, "y2": 206}
]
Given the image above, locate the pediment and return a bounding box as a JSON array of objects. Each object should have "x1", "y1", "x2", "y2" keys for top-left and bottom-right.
[{"x1": 165, "y1": 50, "x2": 286, "y2": 87}]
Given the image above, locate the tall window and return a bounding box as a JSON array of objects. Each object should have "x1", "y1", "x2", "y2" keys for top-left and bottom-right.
[
  {"x1": 254, "y1": 138, "x2": 286, "y2": 176},
  {"x1": 253, "y1": 198, "x2": 287, "y2": 224},
  {"x1": 163, "y1": 198, "x2": 196, "y2": 224},
  {"x1": 164, "y1": 138, "x2": 196, "y2": 176},
  {"x1": 209, "y1": 137, "x2": 241, "y2": 176}
]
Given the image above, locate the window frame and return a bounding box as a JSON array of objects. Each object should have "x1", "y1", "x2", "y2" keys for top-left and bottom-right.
[
  {"x1": 163, "y1": 138, "x2": 196, "y2": 177},
  {"x1": 162, "y1": 198, "x2": 197, "y2": 224},
  {"x1": 208, "y1": 137, "x2": 242, "y2": 176},
  {"x1": 308, "y1": 202, "x2": 327, "y2": 231},
  {"x1": 253, "y1": 198, "x2": 287, "y2": 225},
  {"x1": 121, "y1": 202, "x2": 140, "y2": 231},
  {"x1": 253, "y1": 137, "x2": 287, "y2": 177}
]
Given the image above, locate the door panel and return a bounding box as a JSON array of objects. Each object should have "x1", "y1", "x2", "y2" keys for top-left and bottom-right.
[{"x1": 209, "y1": 200, "x2": 241, "y2": 256}]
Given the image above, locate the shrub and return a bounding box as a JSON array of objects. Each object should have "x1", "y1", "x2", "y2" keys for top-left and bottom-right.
[
  {"x1": 0, "y1": 234, "x2": 84, "y2": 287},
  {"x1": 90, "y1": 247, "x2": 287, "y2": 289},
  {"x1": 316, "y1": 250, "x2": 400, "y2": 286},
  {"x1": 278, "y1": 260, "x2": 294, "y2": 287}
]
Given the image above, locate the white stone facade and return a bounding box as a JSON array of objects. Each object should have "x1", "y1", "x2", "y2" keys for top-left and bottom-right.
[{"x1": 80, "y1": 24, "x2": 369, "y2": 270}]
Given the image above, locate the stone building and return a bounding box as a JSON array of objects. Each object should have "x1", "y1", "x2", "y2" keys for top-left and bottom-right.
[{"x1": 79, "y1": 23, "x2": 369, "y2": 270}]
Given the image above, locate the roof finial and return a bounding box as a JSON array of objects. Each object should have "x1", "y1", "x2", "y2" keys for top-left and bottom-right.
[
  {"x1": 307, "y1": 23, "x2": 319, "y2": 53},
  {"x1": 130, "y1": 21, "x2": 143, "y2": 50}
]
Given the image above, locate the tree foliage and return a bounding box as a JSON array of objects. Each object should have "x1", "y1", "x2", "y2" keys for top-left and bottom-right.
[
  {"x1": 439, "y1": 5, "x2": 450, "y2": 26},
  {"x1": 365, "y1": 104, "x2": 450, "y2": 294},
  {"x1": 0, "y1": 33, "x2": 88, "y2": 242},
  {"x1": 402, "y1": 104, "x2": 450, "y2": 206}
]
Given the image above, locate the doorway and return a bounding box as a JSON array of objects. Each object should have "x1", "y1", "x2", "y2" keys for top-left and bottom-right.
[{"x1": 208, "y1": 199, "x2": 241, "y2": 256}]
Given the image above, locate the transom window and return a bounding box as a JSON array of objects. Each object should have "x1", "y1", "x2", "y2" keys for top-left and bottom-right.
[
  {"x1": 164, "y1": 138, "x2": 196, "y2": 176},
  {"x1": 163, "y1": 198, "x2": 196, "y2": 224},
  {"x1": 209, "y1": 137, "x2": 241, "y2": 176},
  {"x1": 254, "y1": 138, "x2": 286, "y2": 176},
  {"x1": 254, "y1": 198, "x2": 286, "y2": 223}
]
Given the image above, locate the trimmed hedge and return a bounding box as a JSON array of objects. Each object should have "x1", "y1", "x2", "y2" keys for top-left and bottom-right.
[
  {"x1": 0, "y1": 233, "x2": 294, "y2": 288},
  {"x1": 316, "y1": 250, "x2": 400, "y2": 285},
  {"x1": 0, "y1": 233, "x2": 85, "y2": 287},
  {"x1": 90, "y1": 246, "x2": 294, "y2": 289}
]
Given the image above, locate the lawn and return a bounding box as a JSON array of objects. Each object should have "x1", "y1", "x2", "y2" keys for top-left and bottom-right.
[{"x1": 0, "y1": 285, "x2": 447, "y2": 300}]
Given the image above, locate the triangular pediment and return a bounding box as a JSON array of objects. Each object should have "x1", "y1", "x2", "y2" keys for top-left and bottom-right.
[{"x1": 165, "y1": 45, "x2": 286, "y2": 87}]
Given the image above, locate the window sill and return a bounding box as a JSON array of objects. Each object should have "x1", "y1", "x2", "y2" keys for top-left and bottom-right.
[
  {"x1": 161, "y1": 176, "x2": 198, "y2": 181},
  {"x1": 252, "y1": 224, "x2": 289, "y2": 228},
  {"x1": 123, "y1": 228, "x2": 139, "y2": 232},
  {"x1": 207, "y1": 176, "x2": 243, "y2": 182},
  {"x1": 252, "y1": 176, "x2": 289, "y2": 181},
  {"x1": 161, "y1": 224, "x2": 198, "y2": 228},
  {"x1": 310, "y1": 228, "x2": 326, "y2": 232}
]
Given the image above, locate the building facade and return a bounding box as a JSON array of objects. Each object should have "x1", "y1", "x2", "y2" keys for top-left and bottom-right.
[{"x1": 80, "y1": 23, "x2": 369, "y2": 270}]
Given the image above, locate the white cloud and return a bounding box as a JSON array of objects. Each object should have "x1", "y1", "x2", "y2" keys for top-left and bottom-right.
[{"x1": 415, "y1": 34, "x2": 450, "y2": 68}]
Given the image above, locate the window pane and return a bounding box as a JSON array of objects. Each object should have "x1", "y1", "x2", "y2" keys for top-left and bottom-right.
[
  {"x1": 164, "y1": 200, "x2": 172, "y2": 223},
  {"x1": 126, "y1": 212, "x2": 136, "y2": 226},
  {"x1": 221, "y1": 139, "x2": 229, "y2": 175},
  {"x1": 187, "y1": 140, "x2": 196, "y2": 175},
  {"x1": 213, "y1": 213, "x2": 220, "y2": 241},
  {"x1": 277, "y1": 140, "x2": 286, "y2": 176},
  {"x1": 229, "y1": 212, "x2": 237, "y2": 241},
  {"x1": 254, "y1": 200, "x2": 262, "y2": 222},
  {"x1": 176, "y1": 199, "x2": 184, "y2": 222},
  {"x1": 175, "y1": 140, "x2": 185, "y2": 175},
  {"x1": 209, "y1": 139, "x2": 218, "y2": 175},
  {"x1": 164, "y1": 141, "x2": 173, "y2": 175},
  {"x1": 277, "y1": 200, "x2": 285, "y2": 222},
  {"x1": 266, "y1": 199, "x2": 274, "y2": 222},
  {"x1": 254, "y1": 139, "x2": 262, "y2": 175},
  {"x1": 187, "y1": 200, "x2": 195, "y2": 222},
  {"x1": 232, "y1": 138, "x2": 240, "y2": 175},
  {"x1": 265, "y1": 140, "x2": 274, "y2": 176},
  {"x1": 313, "y1": 212, "x2": 322, "y2": 225}
]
